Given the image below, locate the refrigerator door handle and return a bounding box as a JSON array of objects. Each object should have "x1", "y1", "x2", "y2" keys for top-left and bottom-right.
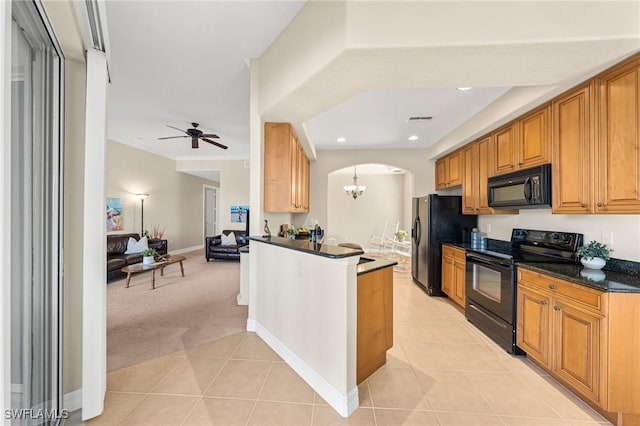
[{"x1": 415, "y1": 217, "x2": 421, "y2": 245}]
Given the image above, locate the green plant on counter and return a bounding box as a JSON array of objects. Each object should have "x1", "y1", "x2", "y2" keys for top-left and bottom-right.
[
  {"x1": 576, "y1": 240, "x2": 612, "y2": 260},
  {"x1": 142, "y1": 248, "x2": 157, "y2": 257}
]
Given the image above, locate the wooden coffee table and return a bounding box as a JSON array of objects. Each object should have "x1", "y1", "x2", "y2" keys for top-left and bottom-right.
[{"x1": 121, "y1": 255, "x2": 186, "y2": 290}]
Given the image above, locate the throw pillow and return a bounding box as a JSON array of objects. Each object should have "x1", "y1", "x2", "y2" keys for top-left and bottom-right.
[
  {"x1": 124, "y1": 235, "x2": 148, "y2": 254},
  {"x1": 220, "y1": 232, "x2": 236, "y2": 246}
]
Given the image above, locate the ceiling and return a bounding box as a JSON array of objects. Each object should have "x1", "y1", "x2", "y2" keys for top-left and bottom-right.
[
  {"x1": 105, "y1": 1, "x2": 639, "y2": 175},
  {"x1": 106, "y1": 1, "x2": 306, "y2": 162}
]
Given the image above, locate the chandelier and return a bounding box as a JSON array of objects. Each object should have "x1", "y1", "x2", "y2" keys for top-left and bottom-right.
[{"x1": 344, "y1": 166, "x2": 366, "y2": 199}]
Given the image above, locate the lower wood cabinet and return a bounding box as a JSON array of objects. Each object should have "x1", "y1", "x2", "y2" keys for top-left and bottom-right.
[
  {"x1": 517, "y1": 268, "x2": 640, "y2": 422},
  {"x1": 441, "y1": 245, "x2": 466, "y2": 308},
  {"x1": 357, "y1": 266, "x2": 393, "y2": 384}
]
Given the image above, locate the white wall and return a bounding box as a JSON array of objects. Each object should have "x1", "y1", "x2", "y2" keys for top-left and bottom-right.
[
  {"x1": 176, "y1": 159, "x2": 250, "y2": 233},
  {"x1": 108, "y1": 141, "x2": 220, "y2": 250},
  {"x1": 327, "y1": 172, "x2": 407, "y2": 248},
  {"x1": 297, "y1": 149, "x2": 433, "y2": 240}
]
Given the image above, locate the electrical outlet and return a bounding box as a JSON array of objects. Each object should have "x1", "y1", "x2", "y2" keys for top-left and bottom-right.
[
  {"x1": 600, "y1": 231, "x2": 612, "y2": 246},
  {"x1": 486, "y1": 224, "x2": 492, "y2": 233},
  {"x1": 297, "y1": 261, "x2": 303, "y2": 276}
]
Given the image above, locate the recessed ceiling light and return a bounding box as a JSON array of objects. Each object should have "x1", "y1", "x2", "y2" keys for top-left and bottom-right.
[
  {"x1": 337, "y1": 137, "x2": 346, "y2": 143},
  {"x1": 457, "y1": 87, "x2": 472, "y2": 91},
  {"x1": 408, "y1": 135, "x2": 419, "y2": 141},
  {"x1": 391, "y1": 168, "x2": 404, "y2": 173}
]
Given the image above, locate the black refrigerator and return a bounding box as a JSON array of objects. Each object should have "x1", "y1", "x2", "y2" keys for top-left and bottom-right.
[{"x1": 411, "y1": 194, "x2": 477, "y2": 296}]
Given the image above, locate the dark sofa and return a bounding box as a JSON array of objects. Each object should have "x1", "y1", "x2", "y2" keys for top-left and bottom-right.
[
  {"x1": 106, "y1": 233, "x2": 168, "y2": 280},
  {"x1": 205, "y1": 230, "x2": 248, "y2": 261}
]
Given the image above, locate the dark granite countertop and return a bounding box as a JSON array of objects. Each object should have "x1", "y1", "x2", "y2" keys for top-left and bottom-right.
[
  {"x1": 443, "y1": 243, "x2": 640, "y2": 293},
  {"x1": 517, "y1": 263, "x2": 640, "y2": 293},
  {"x1": 357, "y1": 257, "x2": 397, "y2": 275},
  {"x1": 250, "y1": 236, "x2": 364, "y2": 259}
]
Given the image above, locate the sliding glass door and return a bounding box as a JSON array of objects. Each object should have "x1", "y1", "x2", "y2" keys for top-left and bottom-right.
[{"x1": 10, "y1": 1, "x2": 64, "y2": 423}]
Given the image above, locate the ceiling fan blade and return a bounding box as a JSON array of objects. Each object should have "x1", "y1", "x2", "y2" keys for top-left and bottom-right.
[
  {"x1": 201, "y1": 137, "x2": 228, "y2": 150},
  {"x1": 200, "y1": 133, "x2": 220, "y2": 139},
  {"x1": 166, "y1": 125, "x2": 187, "y2": 133},
  {"x1": 192, "y1": 137, "x2": 199, "y2": 149},
  {"x1": 158, "y1": 135, "x2": 188, "y2": 140}
]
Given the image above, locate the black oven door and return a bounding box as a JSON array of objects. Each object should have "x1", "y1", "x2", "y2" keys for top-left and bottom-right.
[{"x1": 465, "y1": 253, "x2": 515, "y2": 324}]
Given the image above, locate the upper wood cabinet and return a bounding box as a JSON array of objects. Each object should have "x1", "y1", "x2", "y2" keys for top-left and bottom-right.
[
  {"x1": 595, "y1": 55, "x2": 640, "y2": 214},
  {"x1": 491, "y1": 105, "x2": 551, "y2": 177},
  {"x1": 435, "y1": 150, "x2": 463, "y2": 190},
  {"x1": 552, "y1": 82, "x2": 593, "y2": 214},
  {"x1": 264, "y1": 122, "x2": 309, "y2": 213},
  {"x1": 492, "y1": 123, "x2": 518, "y2": 176},
  {"x1": 463, "y1": 136, "x2": 517, "y2": 215}
]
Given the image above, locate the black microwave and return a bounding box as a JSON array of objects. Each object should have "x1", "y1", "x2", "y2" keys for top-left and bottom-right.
[{"x1": 488, "y1": 164, "x2": 551, "y2": 209}]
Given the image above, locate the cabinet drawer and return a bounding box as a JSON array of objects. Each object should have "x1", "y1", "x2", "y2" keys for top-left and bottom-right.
[
  {"x1": 518, "y1": 268, "x2": 605, "y2": 313},
  {"x1": 443, "y1": 245, "x2": 465, "y2": 262}
]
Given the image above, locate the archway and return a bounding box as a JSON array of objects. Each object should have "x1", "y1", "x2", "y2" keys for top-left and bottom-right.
[{"x1": 326, "y1": 163, "x2": 413, "y2": 251}]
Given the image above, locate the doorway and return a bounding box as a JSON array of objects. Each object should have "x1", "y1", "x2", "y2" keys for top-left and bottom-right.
[{"x1": 204, "y1": 185, "x2": 219, "y2": 238}]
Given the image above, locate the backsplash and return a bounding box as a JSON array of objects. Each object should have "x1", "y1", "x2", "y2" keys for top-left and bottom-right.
[{"x1": 478, "y1": 210, "x2": 640, "y2": 262}]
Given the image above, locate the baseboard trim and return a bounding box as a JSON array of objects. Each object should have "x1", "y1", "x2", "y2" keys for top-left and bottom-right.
[
  {"x1": 236, "y1": 294, "x2": 248, "y2": 305},
  {"x1": 64, "y1": 389, "x2": 82, "y2": 412},
  {"x1": 253, "y1": 321, "x2": 357, "y2": 418},
  {"x1": 169, "y1": 244, "x2": 203, "y2": 255},
  {"x1": 246, "y1": 318, "x2": 257, "y2": 332}
]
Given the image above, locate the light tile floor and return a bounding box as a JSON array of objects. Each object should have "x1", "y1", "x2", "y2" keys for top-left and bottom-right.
[{"x1": 88, "y1": 269, "x2": 611, "y2": 426}]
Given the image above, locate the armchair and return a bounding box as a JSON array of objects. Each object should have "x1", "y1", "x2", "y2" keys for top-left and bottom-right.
[{"x1": 205, "y1": 230, "x2": 248, "y2": 261}]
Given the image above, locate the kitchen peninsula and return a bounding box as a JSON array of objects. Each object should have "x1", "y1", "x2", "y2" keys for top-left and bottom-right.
[{"x1": 248, "y1": 236, "x2": 396, "y2": 417}]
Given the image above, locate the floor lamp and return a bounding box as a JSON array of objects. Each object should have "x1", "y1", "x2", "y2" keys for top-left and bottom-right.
[{"x1": 135, "y1": 193, "x2": 149, "y2": 237}]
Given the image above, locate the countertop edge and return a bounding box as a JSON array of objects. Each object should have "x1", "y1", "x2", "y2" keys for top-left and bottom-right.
[
  {"x1": 442, "y1": 243, "x2": 640, "y2": 293},
  {"x1": 357, "y1": 258, "x2": 397, "y2": 275},
  {"x1": 250, "y1": 236, "x2": 364, "y2": 259}
]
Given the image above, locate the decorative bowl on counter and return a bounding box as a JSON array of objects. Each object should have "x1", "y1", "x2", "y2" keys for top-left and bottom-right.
[{"x1": 580, "y1": 257, "x2": 606, "y2": 270}]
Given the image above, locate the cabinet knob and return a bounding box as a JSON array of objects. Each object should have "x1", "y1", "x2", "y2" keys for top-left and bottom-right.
[
  {"x1": 540, "y1": 300, "x2": 548, "y2": 306},
  {"x1": 597, "y1": 202, "x2": 604, "y2": 207},
  {"x1": 548, "y1": 284, "x2": 556, "y2": 289},
  {"x1": 554, "y1": 306, "x2": 561, "y2": 311},
  {"x1": 581, "y1": 203, "x2": 588, "y2": 208},
  {"x1": 518, "y1": 162, "x2": 523, "y2": 166}
]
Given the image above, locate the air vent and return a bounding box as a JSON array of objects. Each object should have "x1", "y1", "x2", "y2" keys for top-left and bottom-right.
[{"x1": 407, "y1": 116, "x2": 433, "y2": 122}]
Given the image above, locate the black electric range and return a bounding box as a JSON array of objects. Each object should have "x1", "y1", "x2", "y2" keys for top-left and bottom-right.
[{"x1": 464, "y1": 228, "x2": 583, "y2": 354}]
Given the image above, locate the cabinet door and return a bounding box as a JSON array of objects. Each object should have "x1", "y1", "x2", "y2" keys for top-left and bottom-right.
[
  {"x1": 301, "y1": 154, "x2": 310, "y2": 211},
  {"x1": 491, "y1": 123, "x2": 517, "y2": 176},
  {"x1": 477, "y1": 136, "x2": 495, "y2": 214},
  {"x1": 264, "y1": 123, "x2": 294, "y2": 212},
  {"x1": 552, "y1": 83, "x2": 593, "y2": 213},
  {"x1": 462, "y1": 144, "x2": 478, "y2": 214},
  {"x1": 289, "y1": 134, "x2": 300, "y2": 211},
  {"x1": 452, "y1": 259, "x2": 466, "y2": 308},
  {"x1": 518, "y1": 105, "x2": 551, "y2": 169},
  {"x1": 596, "y1": 58, "x2": 640, "y2": 213},
  {"x1": 441, "y1": 254, "x2": 454, "y2": 297},
  {"x1": 447, "y1": 151, "x2": 463, "y2": 187},
  {"x1": 516, "y1": 284, "x2": 551, "y2": 367},
  {"x1": 436, "y1": 159, "x2": 447, "y2": 190},
  {"x1": 552, "y1": 300, "x2": 602, "y2": 404}
]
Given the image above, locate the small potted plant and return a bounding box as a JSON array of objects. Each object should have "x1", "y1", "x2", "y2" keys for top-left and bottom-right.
[
  {"x1": 287, "y1": 227, "x2": 297, "y2": 240},
  {"x1": 395, "y1": 230, "x2": 408, "y2": 242},
  {"x1": 142, "y1": 248, "x2": 157, "y2": 265},
  {"x1": 576, "y1": 240, "x2": 612, "y2": 270}
]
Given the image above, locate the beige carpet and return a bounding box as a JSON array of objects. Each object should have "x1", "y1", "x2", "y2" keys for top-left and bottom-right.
[{"x1": 107, "y1": 249, "x2": 247, "y2": 371}]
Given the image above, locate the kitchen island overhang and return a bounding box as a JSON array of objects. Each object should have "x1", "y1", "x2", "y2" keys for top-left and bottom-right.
[{"x1": 248, "y1": 236, "x2": 395, "y2": 417}]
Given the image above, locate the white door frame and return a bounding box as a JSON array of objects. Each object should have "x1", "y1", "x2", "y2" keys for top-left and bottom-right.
[{"x1": 203, "y1": 184, "x2": 219, "y2": 239}]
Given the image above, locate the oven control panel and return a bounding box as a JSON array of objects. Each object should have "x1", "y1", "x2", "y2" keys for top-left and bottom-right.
[{"x1": 511, "y1": 229, "x2": 582, "y2": 252}]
